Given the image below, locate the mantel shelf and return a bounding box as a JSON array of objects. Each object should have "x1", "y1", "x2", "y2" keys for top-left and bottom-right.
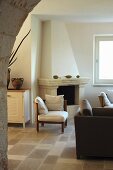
[{"x1": 38, "y1": 77, "x2": 90, "y2": 86}]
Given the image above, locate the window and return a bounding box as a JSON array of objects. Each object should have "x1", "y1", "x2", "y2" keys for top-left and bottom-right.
[{"x1": 94, "y1": 35, "x2": 113, "y2": 85}]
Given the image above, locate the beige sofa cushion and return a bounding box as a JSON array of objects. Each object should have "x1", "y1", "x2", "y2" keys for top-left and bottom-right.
[
  {"x1": 38, "y1": 111, "x2": 68, "y2": 122},
  {"x1": 45, "y1": 94, "x2": 64, "y2": 111}
]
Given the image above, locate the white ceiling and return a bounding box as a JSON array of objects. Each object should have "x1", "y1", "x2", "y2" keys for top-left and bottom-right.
[{"x1": 32, "y1": 0, "x2": 113, "y2": 22}]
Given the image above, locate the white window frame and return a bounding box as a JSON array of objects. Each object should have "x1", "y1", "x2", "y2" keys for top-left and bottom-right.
[{"x1": 94, "y1": 35, "x2": 113, "y2": 86}]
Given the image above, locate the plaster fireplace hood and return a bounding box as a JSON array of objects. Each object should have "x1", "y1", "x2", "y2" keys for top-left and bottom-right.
[{"x1": 38, "y1": 77, "x2": 90, "y2": 105}]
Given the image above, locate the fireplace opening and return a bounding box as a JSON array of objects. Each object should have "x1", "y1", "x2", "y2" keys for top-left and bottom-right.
[{"x1": 57, "y1": 85, "x2": 75, "y2": 105}]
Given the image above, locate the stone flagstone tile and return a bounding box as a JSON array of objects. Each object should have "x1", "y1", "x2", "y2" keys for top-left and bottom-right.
[
  {"x1": 41, "y1": 136, "x2": 58, "y2": 144},
  {"x1": 38, "y1": 164, "x2": 55, "y2": 170},
  {"x1": 28, "y1": 148, "x2": 50, "y2": 159},
  {"x1": 57, "y1": 158, "x2": 84, "y2": 164},
  {"x1": 54, "y1": 162, "x2": 83, "y2": 170},
  {"x1": 60, "y1": 147, "x2": 76, "y2": 158},
  {"x1": 35, "y1": 144, "x2": 53, "y2": 150},
  {"x1": 8, "y1": 143, "x2": 35, "y2": 156},
  {"x1": 8, "y1": 155, "x2": 27, "y2": 160},
  {"x1": 66, "y1": 140, "x2": 76, "y2": 148},
  {"x1": 59, "y1": 135, "x2": 69, "y2": 141},
  {"x1": 8, "y1": 145, "x2": 14, "y2": 151},
  {"x1": 83, "y1": 160, "x2": 104, "y2": 170},
  {"x1": 24, "y1": 131, "x2": 45, "y2": 138},
  {"x1": 48, "y1": 142, "x2": 66, "y2": 156},
  {"x1": 17, "y1": 158, "x2": 42, "y2": 170},
  {"x1": 70, "y1": 132, "x2": 75, "y2": 138},
  {"x1": 19, "y1": 137, "x2": 42, "y2": 144},
  {"x1": 8, "y1": 138, "x2": 20, "y2": 145},
  {"x1": 43, "y1": 155, "x2": 58, "y2": 164},
  {"x1": 8, "y1": 159, "x2": 21, "y2": 170},
  {"x1": 104, "y1": 160, "x2": 113, "y2": 169}
]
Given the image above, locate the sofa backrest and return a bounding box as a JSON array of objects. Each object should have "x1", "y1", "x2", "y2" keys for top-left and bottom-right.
[{"x1": 93, "y1": 107, "x2": 113, "y2": 117}]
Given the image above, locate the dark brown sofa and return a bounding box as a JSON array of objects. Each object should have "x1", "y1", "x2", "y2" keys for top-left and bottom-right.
[{"x1": 74, "y1": 99, "x2": 113, "y2": 159}]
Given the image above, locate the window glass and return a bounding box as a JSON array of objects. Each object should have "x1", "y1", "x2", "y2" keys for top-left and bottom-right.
[{"x1": 94, "y1": 36, "x2": 113, "y2": 85}]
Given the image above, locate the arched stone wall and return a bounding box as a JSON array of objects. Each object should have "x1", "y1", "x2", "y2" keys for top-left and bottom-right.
[{"x1": 0, "y1": 0, "x2": 41, "y2": 169}]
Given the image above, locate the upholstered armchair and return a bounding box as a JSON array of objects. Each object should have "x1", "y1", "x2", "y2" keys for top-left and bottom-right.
[
  {"x1": 74, "y1": 99, "x2": 113, "y2": 159},
  {"x1": 34, "y1": 95, "x2": 68, "y2": 133}
]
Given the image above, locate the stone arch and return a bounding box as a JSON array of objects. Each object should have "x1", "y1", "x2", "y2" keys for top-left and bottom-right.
[{"x1": 0, "y1": 0, "x2": 41, "y2": 169}]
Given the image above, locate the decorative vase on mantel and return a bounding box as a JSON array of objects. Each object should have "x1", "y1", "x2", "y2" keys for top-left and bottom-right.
[
  {"x1": 7, "y1": 68, "x2": 11, "y2": 89},
  {"x1": 11, "y1": 78, "x2": 24, "y2": 90}
]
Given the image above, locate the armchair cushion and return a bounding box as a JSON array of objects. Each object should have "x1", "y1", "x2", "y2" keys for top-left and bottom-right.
[
  {"x1": 35, "y1": 96, "x2": 48, "y2": 115},
  {"x1": 79, "y1": 99, "x2": 93, "y2": 116},
  {"x1": 45, "y1": 94, "x2": 64, "y2": 111},
  {"x1": 38, "y1": 111, "x2": 68, "y2": 122}
]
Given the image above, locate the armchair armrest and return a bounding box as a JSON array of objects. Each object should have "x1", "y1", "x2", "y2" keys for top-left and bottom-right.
[
  {"x1": 98, "y1": 95, "x2": 105, "y2": 107},
  {"x1": 64, "y1": 100, "x2": 67, "y2": 111}
]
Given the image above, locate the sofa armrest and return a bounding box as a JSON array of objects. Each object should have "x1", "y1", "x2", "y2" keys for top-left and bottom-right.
[{"x1": 93, "y1": 107, "x2": 113, "y2": 117}]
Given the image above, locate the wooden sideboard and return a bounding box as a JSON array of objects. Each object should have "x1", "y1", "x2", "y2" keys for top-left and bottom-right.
[{"x1": 7, "y1": 89, "x2": 30, "y2": 128}]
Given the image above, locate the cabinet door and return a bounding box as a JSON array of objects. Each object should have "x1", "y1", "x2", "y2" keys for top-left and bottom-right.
[{"x1": 7, "y1": 92, "x2": 23, "y2": 123}]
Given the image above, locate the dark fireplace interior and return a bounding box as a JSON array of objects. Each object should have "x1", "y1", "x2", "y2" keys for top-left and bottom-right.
[{"x1": 57, "y1": 85, "x2": 75, "y2": 105}]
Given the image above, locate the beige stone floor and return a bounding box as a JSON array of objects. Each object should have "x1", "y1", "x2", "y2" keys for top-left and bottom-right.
[{"x1": 8, "y1": 118, "x2": 113, "y2": 170}]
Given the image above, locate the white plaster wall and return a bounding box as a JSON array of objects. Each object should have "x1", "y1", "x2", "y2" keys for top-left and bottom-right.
[
  {"x1": 40, "y1": 21, "x2": 52, "y2": 78},
  {"x1": 9, "y1": 15, "x2": 31, "y2": 89},
  {"x1": 31, "y1": 15, "x2": 42, "y2": 122},
  {"x1": 66, "y1": 23, "x2": 94, "y2": 79}
]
